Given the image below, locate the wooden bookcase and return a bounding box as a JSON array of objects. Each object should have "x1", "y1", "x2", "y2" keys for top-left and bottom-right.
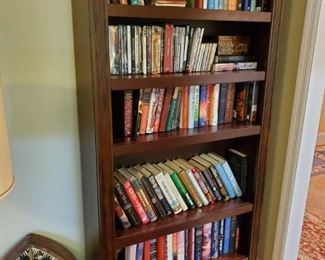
[{"x1": 72, "y1": 1, "x2": 283, "y2": 259}]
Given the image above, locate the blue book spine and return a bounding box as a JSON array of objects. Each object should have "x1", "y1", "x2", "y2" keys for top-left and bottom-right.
[
  {"x1": 250, "y1": 0, "x2": 256, "y2": 11},
  {"x1": 194, "y1": 225, "x2": 203, "y2": 260},
  {"x1": 214, "y1": 0, "x2": 219, "y2": 9},
  {"x1": 188, "y1": 86, "x2": 195, "y2": 128},
  {"x1": 199, "y1": 85, "x2": 208, "y2": 127},
  {"x1": 222, "y1": 161, "x2": 242, "y2": 197},
  {"x1": 215, "y1": 163, "x2": 236, "y2": 198},
  {"x1": 208, "y1": 0, "x2": 214, "y2": 9},
  {"x1": 136, "y1": 242, "x2": 144, "y2": 260},
  {"x1": 218, "y1": 0, "x2": 224, "y2": 9},
  {"x1": 210, "y1": 221, "x2": 219, "y2": 258},
  {"x1": 218, "y1": 84, "x2": 227, "y2": 124},
  {"x1": 223, "y1": 217, "x2": 231, "y2": 254},
  {"x1": 243, "y1": 0, "x2": 250, "y2": 10}
]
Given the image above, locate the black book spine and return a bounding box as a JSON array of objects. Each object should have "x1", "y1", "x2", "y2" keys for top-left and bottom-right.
[
  {"x1": 141, "y1": 176, "x2": 167, "y2": 218},
  {"x1": 147, "y1": 174, "x2": 173, "y2": 216},
  {"x1": 218, "y1": 219, "x2": 224, "y2": 255},
  {"x1": 202, "y1": 169, "x2": 222, "y2": 201},
  {"x1": 208, "y1": 166, "x2": 230, "y2": 201},
  {"x1": 131, "y1": 89, "x2": 140, "y2": 136},
  {"x1": 229, "y1": 216, "x2": 237, "y2": 253},
  {"x1": 194, "y1": 225, "x2": 203, "y2": 260},
  {"x1": 131, "y1": 26, "x2": 136, "y2": 74},
  {"x1": 113, "y1": 180, "x2": 141, "y2": 226}
]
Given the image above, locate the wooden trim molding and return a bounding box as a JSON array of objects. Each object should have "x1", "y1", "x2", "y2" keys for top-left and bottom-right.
[{"x1": 272, "y1": 1, "x2": 323, "y2": 259}]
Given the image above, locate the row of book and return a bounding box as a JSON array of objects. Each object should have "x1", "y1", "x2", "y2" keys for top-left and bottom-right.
[
  {"x1": 110, "y1": 0, "x2": 268, "y2": 12},
  {"x1": 109, "y1": 24, "x2": 256, "y2": 75},
  {"x1": 114, "y1": 150, "x2": 248, "y2": 228},
  {"x1": 114, "y1": 82, "x2": 259, "y2": 138},
  {"x1": 120, "y1": 216, "x2": 241, "y2": 260}
]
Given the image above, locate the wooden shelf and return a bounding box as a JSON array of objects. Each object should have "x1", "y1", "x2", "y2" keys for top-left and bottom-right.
[
  {"x1": 218, "y1": 253, "x2": 248, "y2": 260},
  {"x1": 110, "y1": 71, "x2": 266, "y2": 90},
  {"x1": 115, "y1": 199, "x2": 253, "y2": 248},
  {"x1": 113, "y1": 123, "x2": 261, "y2": 156},
  {"x1": 107, "y1": 4, "x2": 272, "y2": 23}
]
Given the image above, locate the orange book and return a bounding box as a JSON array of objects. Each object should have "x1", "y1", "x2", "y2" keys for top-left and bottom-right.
[
  {"x1": 206, "y1": 84, "x2": 213, "y2": 126},
  {"x1": 181, "y1": 86, "x2": 189, "y2": 129},
  {"x1": 157, "y1": 236, "x2": 166, "y2": 260},
  {"x1": 143, "y1": 241, "x2": 151, "y2": 260},
  {"x1": 172, "y1": 233, "x2": 178, "y2": 259},
  {"x1": 229, "y1": 0, "x2": 237, "y2": 10},
  {"x1": 139, "y1": 88, "x2": 152, "y2": 135}
]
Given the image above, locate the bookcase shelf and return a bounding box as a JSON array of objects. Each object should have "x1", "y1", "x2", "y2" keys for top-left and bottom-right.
[
  {"x1": 110, "y1": 71, "x2": 266, "y2": 90},
  {"x1": 116, "y1": 199, "x2": 253, "y2": 248},
  {"x1": 113, "y1": 123, "x2": 261, "y2": 156},
  {"x1": 107, "y1": 4, "x2": 272, "y2": 23}
]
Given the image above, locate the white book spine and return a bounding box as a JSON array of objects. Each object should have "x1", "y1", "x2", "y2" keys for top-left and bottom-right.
[
  {"x1": 134, "y1": 27, "x2": 139, "y2": 74},
  {"x1": 127, "y1": 25, "x2": 132, "y2": 74},
  {"x1": 177, "y1": 230, "x2": 185, "y2": 260},
  {"x1": 186, "y1": 169, "x2": 209, "y2": 206},
  {"x1": 222, "y1": 161, "x2": 243, "y2": 197},
  {"x1": 142, "y1": 26, "x2": 147, "y2": 75},
  {"x1": 164, "y1": 173, "x2": 188, "y2": 211},
  {"x1": 146, "y1": 88, "x2": 159, "y2": 134},
  {"x1": 155, "y1": 172, "x2": 182, "y2": 214},
  {"x1": 210, "y1": 84, "x2": 220, "y2": 125},
  {"x1": 166, "y1": 234, "x2": 173, "y2": 260},
  {"x1": 125, "y1": 244, "x2": 137, "y2": 260},
  {"x1": 188, "y1": 86, "x2": 195, "y2": 128}
]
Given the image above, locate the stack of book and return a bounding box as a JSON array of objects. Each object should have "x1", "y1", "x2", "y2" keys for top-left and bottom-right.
[
  {"x1": 114, "y1": 150, "x2": 248, "y2": 229},
  {"x1": 114, "y1": 82, "x2": 259, "y2": 138},
  {"x1": 109, "y1": 24, "x2": 219, "y2": 75},
  {"x1": 109, "y1": 0, "x2": 268, "y2": 12},
  {"x1": 212, "y1": 36, "x2": 257, "y2": 72},
  {"x1": 121, "y1": 216, "x2": 240, "y2": 259}
]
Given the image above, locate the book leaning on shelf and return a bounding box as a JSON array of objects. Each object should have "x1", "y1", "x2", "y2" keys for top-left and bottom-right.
[
  {"x1": 120, "y1": 216, "x2": 242, "y2": 259},
  {"x1": 113, "y1": 151, "x2": 248, "y2": 229},
  {"x1": 116, "y1": 82, "x2": 259, "y2": 138}
]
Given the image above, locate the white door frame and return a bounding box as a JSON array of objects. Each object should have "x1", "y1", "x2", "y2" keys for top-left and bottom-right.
[{"x1": 272, "y1": 0, "x2": 325, "y2": 259}]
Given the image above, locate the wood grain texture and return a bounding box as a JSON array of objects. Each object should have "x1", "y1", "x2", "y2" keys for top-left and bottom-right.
[
  {"x1": 107, "y1": 5, "x2": 272, "y2": 22},
  {"x1": 116, "y1": 200, "x2": 253, "y2": 248},
  {"x1": 110, "y1": 71, "x2": 266, "y2": 90}
]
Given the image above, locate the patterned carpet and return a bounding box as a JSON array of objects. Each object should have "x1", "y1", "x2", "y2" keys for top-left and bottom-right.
[{"x1": 298, "y1": 150, "x2": 325, "y2": 260}]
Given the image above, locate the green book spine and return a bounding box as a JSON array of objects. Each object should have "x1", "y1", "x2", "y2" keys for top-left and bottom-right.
[
  {"x1": 170, "y1": 172, "x2": 196, "y2": 209},
  {"x1": 166, "y1": 87, "x2": 179, "y2": 131}
]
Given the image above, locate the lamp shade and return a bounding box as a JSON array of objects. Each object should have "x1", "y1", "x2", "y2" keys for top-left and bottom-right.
[{"x1": 0, "y1": 83, "x2": 14, "y2": 199}]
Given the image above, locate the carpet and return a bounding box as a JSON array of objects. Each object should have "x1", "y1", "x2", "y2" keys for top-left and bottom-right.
[{"x1": 311, "y1": 151, "x2": 325, "y2": 177}]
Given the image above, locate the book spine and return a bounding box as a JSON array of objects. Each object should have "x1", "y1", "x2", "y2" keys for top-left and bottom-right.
[
  {"x1": 158, "y1": 87, "x2": 173, "y2": 132},
  {"x1": 166, "y1": 87, "x2": 179, "y2": 131},
  {"x1": 147, "y1": 26, "x2": 152, "y2": 74},
  {"x1": 218, "y1": 219, "x2": 224, "y2": 254},
  {"x1": 218, "y1": 84, "x2": 227, "y2": 124},
  {"x1": 209, "y1": 166, "x2": 230, "y2": 201},
  {"x1": 223, "y1": 217, "x2": 231, "y2": 254},
  {"x1": 152, "y1": 26, "x2": 160, "y2": 74},
  {"x1": 215, "y1": 163, "x2": 236, "y2": 198},
  {"x1": 243, "y1": 0, "x2": 250, "y2": 10},
  {"x1": 186, "y1": 169, "x2": 208, "y2": 206},
  {"x1": 166, "y1": 234, "x2": 173, "y2": 260},
  {"x1": 113, "y1": 181, "x2": 141, "y2": 226},
  {"x1": 153, "y1": 88, "x2": 165, "y2": 133},
  {"x1": 215, "y1": 55, "x2": 255, "y2": 63},
  {"x1": 114, "y1": 196, "x2": 131, "y2": 229},
  {"x1": 224, "y1": 0, "x2": 228, "y2": 9},
  {"x1": 146, "y1": 88, "x2": 160, "y2": 134},
  {"x1": 164, "y1": 24, "x2": 172, "y2": 73},
  {"x1": 229, "y1": 216, "x2": 237, "y2": 253},
  {"x1": 197, "y1": 170, "x2": 216, "y2": 203},
  {"x1": 228, "y1": 0, "x2": 237, "y2": 10},
  {"x1": 202, "y1": 223, "x2": 212, "y2": 260},
  {"x1": 139, "y1": 88, "x2": 152, "y2": 135},
  {"x1": 159, "y1": 27, "x2": 164, "y2": 74},
  {"x1": 124, "y1": 90, "x2": 133, "y2": 137},
  {"x1": 222, "y1": 161, "x2": 243, "y2": 197},
  {"x1": 194, "y1": 225, "x2": 203, "y2": 260},
  {"x1": 189, "y1": 227, "x2": 195, "y2": 260},
  {"x1": 142, "y1": 26, "x2": 147, "y2": 75},
  {"x1": 157, "y1": 236, "x2": 165, "y2": 260},
  {"x1": 164, "y1": 173, "x2": 188, "y2": 211},
  {"x1": 170, "y1": 171, "x2": 196, "y2": 209},
  {"x1": 193, "y1": 85, "x2": 200, "y2": 128},
  {"x1": 180, "y1": 86, "x2": 189, "y2": 129},
  {"x1": 250, "y1": 0, "x2": 256, "y2": 11},
  {"x1": 183, "y1": 26, "x2": 190, "y2": 71},
  {"x1": 172, "y1": 233, "x2": 178, "y2": 259},
  {"x1": 172, "y1": 87, "x2": 183, "y2": 130},
  {"x1": 147, "y1": 174, "x2": 173, "y2": 216},
  {"x1": 126, "y1": 25, "x2": 132, "y2": 74},
  {"x1": 129, "y1": 177, "x2": 158, "y2": 222},
  {"x1": 199, "y1": 85, "x2": 208, "y2": 127},
  {"x1": 208, "y1": 0, "x2": 214, "y2": 9},
  {"x1": 184, "y1": 229, "x2": 189, "y2": 260},
  {"x1": 134, "y1": 26, "x2": 139, "y2": 74},
  {"x1": 108, "y1": 26, "x2": 119, "y2": 75},
  {"x1": 192, "y1": 168, "x2": 213, "y2": 204},
  {"x1": 218, "y1": 0, "x2": 224, "y2": 9},
  {"x1": 209, "y1": 84, "x2": 219, "y2": 126},
  {"x1": 150, "y1": 239, "x2": 157, "y2": 260},
  {"x1": 202, "y1": 169, "x2": 222, "y2": 201},
  {"x1": 125, "y1": 244, "x2": 137, "y2": 260},
  {"x1": 225, "y1": 83, "x2": 235, "y2": 123},
  {"x1": 136, "y1": 242, "x2": 144, "y2": 260},
  {"x1": 210, "y1": 221, "x2": 219, "y2": 258},
  {"x1": 155, "y1": 172, "x2": 182, "y2": 214},
  {"x1": 188, "y1": 85, "x2": 195, "y2": 128},
  {"x1": 141, "y1": 176, "x2": 166, "y2": 218},
  {"x1": 178, "y1": 170, "x2": 203, "y2": 208},
  {"x1": 250, "y1": 81, "x2": 259, "y2": 122},
  {"x1": 123, "y1": 180, "x2": 149, "y2": 224},
  {"x1": 178, "y1": 230, "x2": 185, "y2": 260},
  {"x1": 131, "y1": 26, "x2": 136, "y2": 74}
]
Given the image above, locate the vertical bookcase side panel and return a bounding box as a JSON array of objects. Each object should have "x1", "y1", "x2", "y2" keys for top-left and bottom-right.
[{"x1": 249, "y1": 0, "x2": 284, "y2": 259}]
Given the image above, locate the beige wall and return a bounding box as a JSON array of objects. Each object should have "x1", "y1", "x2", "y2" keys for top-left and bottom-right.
[
  {"x1": 257, "y1": 0, "x2": 307, "y2": 259},
  {"x1": 0, "y1": 1, "x2": 85, "y2": 258}
]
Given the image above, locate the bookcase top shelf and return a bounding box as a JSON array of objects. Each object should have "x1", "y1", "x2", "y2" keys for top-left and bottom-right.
[
  {"x1": 110, "y1": 71, "x2": 266, "y2": 90},
  {"x1": 113, "y1": 123, "x2": 260, "y2": 156},
  {"x1": 115, "y1": 199, "x2": 253, "y2": 248},
  {"x1": 107, "y1": 5, "x2": 272, "y2": 23}
]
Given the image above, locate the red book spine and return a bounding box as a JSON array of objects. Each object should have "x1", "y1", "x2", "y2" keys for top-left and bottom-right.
[
  {"x1": 143, "y1": 241, "x2": 151, "y2": 260},
  {"x1": 157, "y1": 236, "x2": 166, "y2": 260},
  {"x1": 195, "y1": 0, "x2": 203, "y2": 8},
  {"x1": 188, "y1": 227, "x2": 195, "y2": 260},
  {"x1": 123, "y1": 181, "x2": 149, "y2": 224},
  {"x1": 163, "y1": 24, "x2": 173, "y2": 73},
  {"x1": 181, "y1": 86, "x2": 189, "y2": 129},
  {"x1": 153, "y1": 88, "x2": 166, "y2": 133},
  {"x1": 225, "y1": 83, "x2": 235, "y2": 123},
  {"x1": 206, "y1": 84, "x2": 213, "y2": 126},
  {"x1": 159, "y1": 87, "x2": 174, "y2": 132}
]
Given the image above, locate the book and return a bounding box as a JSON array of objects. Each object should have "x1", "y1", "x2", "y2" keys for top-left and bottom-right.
[
  {"x1": 114, "y1": 196, "x2": 131, "y2": 229},
  {"x1": 172, "y1": 233, "x2": 178, "y2": 259},
  {"x1": 194, "y1": 225, "x2": 203, "y2": 260},
  {"x1": 180, "y1": 86, "x2": 189, "y2": 129},
  {"x1": 152, "y1": 26, "x2": 160, "y2": 74},
  {"x1": 149, "y1": 239, "x2": 157, "y2": 260},
  {"x1": 108, "y1": 26, "x2": 120, "y2": 74},
  {"x1": 166, "y1": 234, "x2": 173, "y2": 260},
  {"x1": 226, "y1": 148, "x2": 248, "y2": 194},
  {"x1": 218, "y1": 84, "x2": 227, "y2": 124},
  {"x1": 193, "y1": 85, "x2": 200, "y2": 128},
  {"x1": 134, "y1": 165, "x2": 173, "y2": 216},
  {"x1": 173, "y1": 87, "x2": 183, "y2": 130},
  {"x1": 124, "y1": 90, "x2": 133, "y2": 137},
  {"x1": 163, "y1": 24, "x2": 173, "y2": 73},
  {"x1": 166, "y1": 87, "x2": 180, "y2": 131},
  {"x1": 233, "y1": 83, "x2": 247, "y2": 121},
  {"x1": 159, "y1": 87, "x2": 174, "y2": 132},
  {"x1": 146, "y1": 88, "x2": 160, "y2": 134},
  {"x1": 113, "y1": 178, "x2": 141, "y2": 226},
  {"x1": 217, "y1": 36, "x2": 250, "y2": 56},
  {"x1": 139, "y1": 88, "x2": 153, "y2": 135},
  {"x1": 211, "y1": 61, "x2": 257, "y2": 72},
  {"x1": 143, "y1": 241, "x2": 150, "y2": 260},
  {"x1": 125, "y1": 244, "x2": 137, "y2": 260},
  {"x1": 229, "y1": 216, "x2": 237, "y2": 253},
  {"x1": 202, "y1": 223, "x2": 212, "y2": 260},
  {"x1": 188, "y1": 85, "x2": 195, "y2": 128},
  {"x1": 157, "y1": 236, "x2": 166, "y2": 260},
  {"x1": 188, "y1": 227, "x2": 195, "y2": 260},
  {"x1": 199, "y1": 85, "x2": 208, "y2": 127},
  {"x1": 210, "y1": 221, "x2": 219, "y2": 258},
  {"x1": 118, "y1": 168, "x2": 158, "y2": 222},
  {"x1": 214, "y1": 55, "x2": 255, "y2": 63},
  {"x1": 132, "y1": 90, "x2": 141, "y2": 136},
  {"x1": 209, "y1": 84, "x2": 220, "y2": 126},
  {"x1": 248, "y1": 81, "x2": 259, "y2": 122},
  {"x1": 223, "y1": 217, "x2": 231, "y2": 254},
  {"x1": 218, "y1": 219, "x2": 224, "y2": 254},
  {"x1": 136, "y1": 242, "x2": 144, "y2": 260},
  {"x1": 153, "y1": 88, "x2": 165, "y2": 132},
  {"x1": 224, "y1": 83, "x2": 235, "y2": 123},
  {"x1": 178, "y1": 230, "x2": 185, "y2": 260}
]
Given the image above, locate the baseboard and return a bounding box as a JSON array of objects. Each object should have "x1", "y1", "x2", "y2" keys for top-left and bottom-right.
[{"x1": 317, "y1": 132, "x2": 325, "y2": 146}]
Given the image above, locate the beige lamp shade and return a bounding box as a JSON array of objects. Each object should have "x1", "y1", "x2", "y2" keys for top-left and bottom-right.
[{"x1": 0, "y1": 83, "x2": 14, "y2": 199}]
